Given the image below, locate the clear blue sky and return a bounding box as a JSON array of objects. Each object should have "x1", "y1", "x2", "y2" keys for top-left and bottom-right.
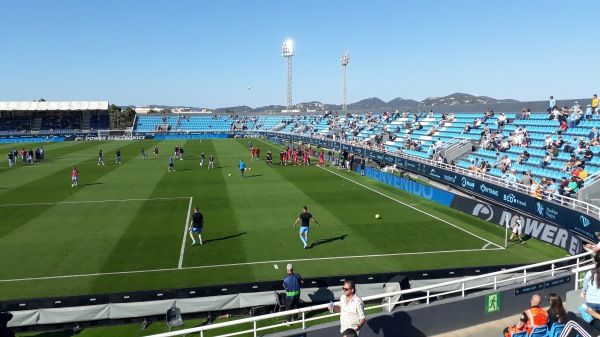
[{"x1": 1, "y1": 0, "x2": 598, "y2": 109}]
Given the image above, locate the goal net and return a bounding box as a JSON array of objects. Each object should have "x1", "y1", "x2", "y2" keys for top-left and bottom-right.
[{"x1": 97, "y1": 129, "x2": 134, "y2": 140}]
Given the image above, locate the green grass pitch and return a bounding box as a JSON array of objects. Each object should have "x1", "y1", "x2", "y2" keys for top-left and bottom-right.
[{"x1": 0, "y1": 138, "x2": 566, "y2": 300}]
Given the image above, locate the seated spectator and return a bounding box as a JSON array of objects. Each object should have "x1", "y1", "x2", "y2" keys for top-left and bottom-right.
[
  {"x1": 415, "y1": 122, "x2": 423, "y2": 130},
  {"x1": 478, "y1": 160, "x2": 490, "y2": 174},
  {"x1": 469, "y1": 158, "x2": 481, "y2": 171},
  {"x1": 473, "y1": 118, "x2": 482, "y2": 128},
  {"x1": 562, "y1": 177, "x2": 580, "y2": 196},
  {"x1": 496, "y1": 112, "x2": 507, "y2": 126},
  {"x1": 498, "y1": 155, "x2": 512, "y2": 174},
  {"x1": 516, "y1": 150, "x2": 530, "y2": 164},
  {"x1": 530, "y1": 179, "x2": 542, "y2": 200},
  {"x1": 557, "y1": 176, "x2": 569, "y2": 195},
  {"x1": 426, "y1": 126, "x2": 437, "y2": 136},
  {"x1": 574, "y1": 138, "x2": 588, "y2": 155},
  {"x1": 540, "y1": 152, "x2": 552, "y2": 168},
  {"x1": 502, "y1": 294, "x2": 548, "y2": 337},
  {"x1": 544, "y1": 135, "x2": 554, "y2": 150},
  {"x1": 546, "y1": 293, "x2": 568, "y2": 329},
  {"x1": 588, "y1": 127, "x2": 600, "y2": 146},
  {"x1": 558, "y1": 120, "x2": 568, "y2": 133},
  {"x1": 499, "y1": 139, "x2": 510, "y2": 152},
  {"x1": 581, "y1": 146, "x2": 594, "y2": 164},
  {"x1": 485, "y1": 108, "x2": 495, "y2": 117},
  {"x1": 562, "y1": 136, "x2": 578, "y2": 153},
  {"x1": 552, "y1": 135, "x2": 564, "y2": 148},
  {"x1": 461, "y1": 124, "x2": 471, "y2": 134},
  {"x1": 550, "y1": 144, "x2": 559, "y2": 159},
  {"x1": 546, "y1": 178, "x2": 558, "y2": 200}
]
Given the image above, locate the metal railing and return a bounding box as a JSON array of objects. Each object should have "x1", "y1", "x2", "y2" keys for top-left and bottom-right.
[{"x1": 149, "y1": 252, "x2": 591, "y2": 337}]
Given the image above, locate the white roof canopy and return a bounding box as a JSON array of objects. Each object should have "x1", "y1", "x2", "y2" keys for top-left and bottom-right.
[{"x1": 0, "y1": 101, "x2": 109, "y2": 111}]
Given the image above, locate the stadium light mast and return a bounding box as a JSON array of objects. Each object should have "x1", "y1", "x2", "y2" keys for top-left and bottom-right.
[
  {"x1": 282, "y1": 40, "x2": 294, "y2": 112},
  {"x1": 341, "y1": 48, "x2": 350, "y2": 111}
]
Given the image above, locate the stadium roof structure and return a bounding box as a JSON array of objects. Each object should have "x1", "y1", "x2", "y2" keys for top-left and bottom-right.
[{"x1": 0, "y1": 101, "x2": 109, "y2": 111}]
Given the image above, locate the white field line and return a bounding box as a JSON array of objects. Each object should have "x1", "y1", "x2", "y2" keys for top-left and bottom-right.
[
  {"x1": 0, "y1": 247, "x2": 503, "y2": 283},
  {"x1": 178, "y1": 197, "x2": 193, "y2": 269},
  {"x1": 0, "y1": 197, "x2": 190, "y2": 207},
  {"x1": 318, "y1": 166, "x2": 505, "y2": 250}
]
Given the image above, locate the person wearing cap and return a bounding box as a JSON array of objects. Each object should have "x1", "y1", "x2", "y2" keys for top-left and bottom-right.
[
  {"x1": 282, "y1": 263, "x2": 303, "y2": 322},
  {"x1": 592, "y1": 94, "x2": 599, "y2": 117},
  {"x1": 585, "y1": 232, "x2": 600, "y2": 253}
]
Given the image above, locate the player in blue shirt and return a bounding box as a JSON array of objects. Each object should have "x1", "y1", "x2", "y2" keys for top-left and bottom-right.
[
  {"x1": 168, "y1": 156, "x2": 175, "y2": 172},
  {"x1": 239, "y1": 159, "x2": 246, "y2": 177}
]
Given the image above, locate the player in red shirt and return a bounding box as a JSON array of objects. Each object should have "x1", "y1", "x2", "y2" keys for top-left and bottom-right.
[
  {"x1": 294, "y1": 149, "x2": 301, "y2": 166},
  {"x1": 318, "y1": 151, "x2": 324, "y2": 166},
  {"x1": 250, "y1": 147, "x2": 255, "y2": 161},
  {"x1": 281, "y1": 150, "x2": 287, "y2": 164},
  {"x1": 256, "y1": 147, "x2": 260, "y2": 160},
  {"x1": 287, "y1": 148, "x2": 293, "y2": 164},
  {"x1": 303, "y1": 149, "x2": 310, "y2": 165}
]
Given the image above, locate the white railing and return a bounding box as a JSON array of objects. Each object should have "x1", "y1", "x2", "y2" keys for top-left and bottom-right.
[{"x1": 149, "y1": 252, "x2": 592, "y2": 337}]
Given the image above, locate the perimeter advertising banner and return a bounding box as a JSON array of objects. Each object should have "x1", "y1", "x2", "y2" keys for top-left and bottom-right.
[{"x1": 267, "y1": 132, "x2": 600, "y2": 243}]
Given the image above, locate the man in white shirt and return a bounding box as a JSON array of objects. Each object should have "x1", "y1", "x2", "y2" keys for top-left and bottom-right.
[{"x1": 329, "y1": 281, "x2": 366, "y2": 335}]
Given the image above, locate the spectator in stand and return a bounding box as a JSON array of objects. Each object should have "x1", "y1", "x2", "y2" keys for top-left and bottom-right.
[
  {"x1": 516, "y1": 150, "x2": 530, "y2": 165},
  {"x1": 485, "y1": 108, "x2": 495, "y2": 117},
  {"x1": 499, "y1": 138, "x2": 510, "y2": 152},
  {"x1": 505, "y1": 169, "x2": 518, "y2": 188},
  {"x1": 576, "y1": 165, "x2": 589, "y2": 187},
  {"x1": 546, "y1": 293, "x2": 568, "y2": 329},
  {"x1": 567, "y1": 108, "x2": 579, "y2": 129},
  {"x1": 544, "y1": 135, "x2": 554, "y2": 150},
  {"x1": 562, "y1": 136, "x2": 577, "y2": 153},
  {"x1": 469, "y1": 158, "x2": 481, "y2": 171},
  {"x1": 562, "y1": 176, "x2": 579, "y2": 196},
  {"x1": 552, "y1": 135, "x2": 565, "y2": 149},
  {"x1": 547, "y1": 178, "x2": 558, "y2": 200},
  {"x1": 502, "y1": 294, "x2": 548, "y2": 337},
  {"x1": 557, "y1": 176, "x2": 569, "y2": 196},
  {"x1": 547, "y1": 96, "x2": 557, "y2": 113},
  {"x1": 588, "y1": 127, "x2": 599, "y2": 146},
  {"x1": 498, "y1": 155, "x2": 512, "y2": 174},
  {"x1": 519, "y1": 170, "x2": 534, "y2": 186},
  {"x1": 479, "y1": 160, "x2": 490, "y2": 174},
  {"x1": 530, "y1": 179, "x2": 542, "y2": 200},
  {"x1": 561, "y1": 155, "x2": 578, "y2": 173},
  {"x1": 558, "y1": 119, "x2": 568, "y2": 133},
  {"x1": 593, "y1": 94, "x2": 599, "y2": 117},
  {"x1": 496, "y1": 112, "x2": 507, "y2": 126},
  {"x1": 539, "y1": 152, "x2": 552, "y2": 168},
  {"x1": 461, "y1": 124, "x2": 471, "y2": 134},
  {"x1": 581, "y1": 146, "x2": 594, "y2": 165},
  {"x1": 586, "y1": 104, "x2": 594, "y2": 121}
]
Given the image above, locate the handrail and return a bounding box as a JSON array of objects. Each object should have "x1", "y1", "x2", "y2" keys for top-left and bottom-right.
[{"x1": 148, "y1": 252, "x2": 592, "y2": 337}]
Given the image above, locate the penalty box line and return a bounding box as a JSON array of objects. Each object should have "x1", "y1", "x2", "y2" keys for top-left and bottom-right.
[
  {"x1": 318, "y1": 166, "x2": 504, "y2": 250},
  {"x1": 0, "y1": 197, "x2": 191, "y2": 208},
  {"x1": 0, "y1": 247, "x2": 504, "y2": 283}
]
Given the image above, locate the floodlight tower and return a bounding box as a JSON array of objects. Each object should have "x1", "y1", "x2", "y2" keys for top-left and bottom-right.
[
  {"x1": 282, "y1": 40, "x2": 294, "y2": 112},
  {"x1": 341, "y1": 49, "x2": 350, "y2": 111}
]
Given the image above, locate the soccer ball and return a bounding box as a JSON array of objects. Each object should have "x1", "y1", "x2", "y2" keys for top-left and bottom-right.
[
  {"x1": 375, "y1": 214, "x2": 380, "y2": 219},
  {"x1": 249, "y1": 167, "x2": 251, "y2": 170},
  {"x1": 228, "y1": 174, "x2": 231, "y2": 176},
  {"x1": 71, "y1": 184, "x2": 74, "y2": 187}
]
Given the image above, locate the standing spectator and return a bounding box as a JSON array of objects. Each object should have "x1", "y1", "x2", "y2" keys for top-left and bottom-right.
[
  {"x1": 188, "y1": 206, "x2": 204, "y2": 246},
  {"x1": 293, "y1": 206, "x2": 321, "y2": 249},
  {"x1": 519, "y1": 170, "x2": 534, "y2": 186},
  {"x1": 508, "y1": 214, "x2": 526, "y2": 244},
  {"x1": 503, "y1": 294, "x2": 548, "y2": 337},
  {"x1": 329, "y1": 281, "x2": 366, "y2": 335},
  {"x1": 282, "y1": 263, "x2": 303, "y2": 323},
  {"x1": 547, "y1": 96, "x2": 557, "y2": 113},
  {"x1": 593, "y1": 94, "x2": 599, "y2": 117},
  {"x1": 546, "y1": 293, "x2": 567, "y2": 329}
]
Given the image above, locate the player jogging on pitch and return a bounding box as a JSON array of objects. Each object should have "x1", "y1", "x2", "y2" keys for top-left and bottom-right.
[
  {"x1": 293, "y1": 206, "x2": 320, "y2": 249},
  {"x1": 71, "y1": 166, "x2": 78, "y2": 187}
]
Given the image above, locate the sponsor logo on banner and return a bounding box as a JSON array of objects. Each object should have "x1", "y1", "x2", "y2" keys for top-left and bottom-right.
[
  {"x1": 536, "y1": 202, "x2": 544, "y2": 216},
  {"x1": 479, "y1": 184, "x2": 499, "y2": 196},
  {"x1": 443, "y1": 175, "x2": 457, "y2": 183},
  {"x1": 429, "y1": 169, "x2": 441, "y2": 179},
  {"x1": 503, "y1": 193, "x2": 527, "y2": 207},
  {"x1": 581, "y1": 215, "x2": 591, "y2": 227},
  {"x1": 461, "y1": 177, "x2": 475, "y2": 189},
  {"x1": 472, "y1": 203, "x2": 494, "y2": 221}
]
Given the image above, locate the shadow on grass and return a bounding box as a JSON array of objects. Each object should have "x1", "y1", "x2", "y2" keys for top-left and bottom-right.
[
  {"x1": 80, "y1": 182, "x2": 104, "y2": 186},
  {"x1": 18, "y1": 330, "x2": 72, "y2": 337},
  {"x1": 203, "y1": 232, "x2": 247, "y2": 245},
  {"x1": 245, "y1": 174, "x2": 263, "y2": 178},
  {"x1": 308, "y1": 235, "x2": 348, "y2": 249}
]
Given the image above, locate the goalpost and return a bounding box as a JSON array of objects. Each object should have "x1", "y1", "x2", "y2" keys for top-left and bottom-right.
[{"x1": 97, "y1": 129, "x2": 133, "y2": 140}]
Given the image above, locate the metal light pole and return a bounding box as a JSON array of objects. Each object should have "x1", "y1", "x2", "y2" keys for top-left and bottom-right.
[
  {"x1": 282, "y1": 40, "x2": 294, "y2": 112},
  {"x1": 341, "y1": 49, "x2": 350, "y2": 111}
]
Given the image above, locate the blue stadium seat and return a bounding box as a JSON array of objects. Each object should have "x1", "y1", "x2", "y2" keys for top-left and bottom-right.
[
  {"x1": 528, "y1": 325, "x2": 547, "y2": 337},
  {"x1": 546, "y1": 323, "x2": 564, "y2": 337}
]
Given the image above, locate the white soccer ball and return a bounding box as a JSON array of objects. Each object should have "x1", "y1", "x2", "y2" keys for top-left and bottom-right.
[
  {"x1": 228, "y1": 174, "x2": 231, "y2": 176},
  {"x1": 249, "y1": 167, "x2": 251, "y2": 170},
  {"x1": 375, "y1": 214, "x2": 380, "y2": 219}
]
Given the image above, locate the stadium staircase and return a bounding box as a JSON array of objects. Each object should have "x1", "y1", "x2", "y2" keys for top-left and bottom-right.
[
  {"x1": 32, "y1": 116, "x2": 42, "y2": 131},
  {"x1": 81, "y1": 112, "x2": 91, "y2": 131}
]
